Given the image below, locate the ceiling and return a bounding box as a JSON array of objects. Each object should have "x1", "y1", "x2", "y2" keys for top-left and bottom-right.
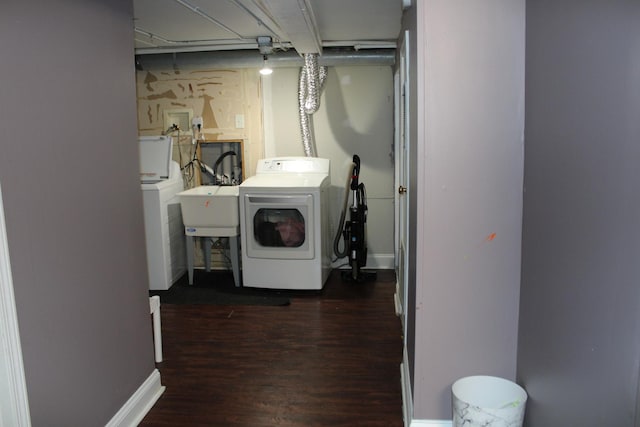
[{"x1": 133, "y1": 0, "x2": 405, "y2": 56}]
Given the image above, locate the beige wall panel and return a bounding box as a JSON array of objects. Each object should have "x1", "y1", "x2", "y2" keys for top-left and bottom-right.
[
  {"x1": 136, "y1": 68, "x2": 264, "y2": 179},
  {"x1": 136, "y1": 68, "x2": 264, "y2": 268}
]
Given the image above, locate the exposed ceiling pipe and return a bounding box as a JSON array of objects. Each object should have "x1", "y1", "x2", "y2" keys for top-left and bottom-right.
[
  {"x1": 227, "y1": 0, "x2": 286, "y2": 41},
  {"x1": 135, "y1": 0, "x2": 288, "y2": 52},
  {"x1": 322, "y1": 41, "x2": 396, "y2": 50},
  {"x1": 258, "y1": 0, "x2": 323, "y2": 54},
  {"x1": 135, "y1": 48, "x2": 395, "y2": 71},
  {"x1": 136, "y1": 0, "x2": 327, "y2": 56},
  {"x1": 134, "y1": 38, "x2": 394, "y2": 55},
  {"x1": 134, "y1": 27, "x2": 258, "y2": 48},
  {"x1": 173, "y1": 0, "x2": 244, "y2": 39},
  {"x1": 134, "y1": 36, "x2": 294, "y2": 54}
]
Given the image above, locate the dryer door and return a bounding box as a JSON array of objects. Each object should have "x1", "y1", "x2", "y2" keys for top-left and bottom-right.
[{"x1": 243, "y1": 194, "x2": 314, "y2": 260}]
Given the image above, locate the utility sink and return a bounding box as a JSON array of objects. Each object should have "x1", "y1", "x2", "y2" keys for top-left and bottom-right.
[{"x1": 177, "y1": 185, "x2": 239, "y2": 229}]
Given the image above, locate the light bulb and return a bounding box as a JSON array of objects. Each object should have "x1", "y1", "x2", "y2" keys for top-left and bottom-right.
[{"x1": 259, "y1": 55, "x2": 273, "y2": 75}]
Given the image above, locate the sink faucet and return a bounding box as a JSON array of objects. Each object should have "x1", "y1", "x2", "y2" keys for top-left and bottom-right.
[{"x1": 213, "y1": 151, "x2": 237, "y2": 185}]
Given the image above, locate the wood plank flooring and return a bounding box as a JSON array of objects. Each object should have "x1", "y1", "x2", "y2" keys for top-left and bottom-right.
[{"x1": 140, "y1": 269, "x2": 404, "y2": 427}]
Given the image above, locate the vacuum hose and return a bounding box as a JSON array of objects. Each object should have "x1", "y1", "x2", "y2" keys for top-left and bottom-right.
[{"x1": 333, "y1": 161, "x2": 356, "y2": 259}]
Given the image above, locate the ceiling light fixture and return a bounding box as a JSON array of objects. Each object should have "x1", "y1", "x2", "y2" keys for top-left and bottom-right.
[
  {"x1": 259, "y1": 55, "x2": 273, "y2": 75},
  {"x1": 257, "y1": 36, "x2": 274, "y2": 76}
]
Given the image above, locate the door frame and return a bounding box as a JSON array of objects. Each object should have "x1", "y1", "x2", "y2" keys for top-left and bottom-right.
[{"x1": 394, "y1": 30, "x2": 411, "y2": 335}]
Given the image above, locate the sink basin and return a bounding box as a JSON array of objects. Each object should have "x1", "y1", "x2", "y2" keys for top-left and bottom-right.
[{"x1": 177, "y1": 185, "x2": 239, "y2": 228}]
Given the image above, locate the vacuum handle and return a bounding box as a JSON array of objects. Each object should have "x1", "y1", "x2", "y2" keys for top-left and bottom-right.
[{"x1": 351, "y1": 155, "x2": 361, "y2": 190}]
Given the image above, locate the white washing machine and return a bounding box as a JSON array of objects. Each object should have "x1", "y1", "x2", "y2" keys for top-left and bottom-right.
[
  {"x1": 140, "y1": 136, "x2": 186, "y2": 290},
  {"x1": 239, "y1": 157, "x2": 331, "y2": 290}
]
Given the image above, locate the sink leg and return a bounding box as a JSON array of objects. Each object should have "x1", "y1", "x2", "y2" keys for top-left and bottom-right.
[
  {"x1": 230, "y1": 235, "x2": 241, "y2": 287},
  {"x1": 203, "y1": 237, "x2": 212, "y2": 272},
  {"x1": 186, "y1": 234, "x2": 194, "y2": 285}
]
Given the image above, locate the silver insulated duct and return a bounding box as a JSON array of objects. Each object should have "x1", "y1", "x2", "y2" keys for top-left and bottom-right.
[{"x1": 298, "y1": 53, "x2": 327, "y2": 157}]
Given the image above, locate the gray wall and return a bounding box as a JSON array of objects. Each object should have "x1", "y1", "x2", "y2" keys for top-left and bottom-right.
[
  {"x1": 0, "y1": 1, "x2": 156, "y2": 425},
  {"x1": 518, "y1": 1, "x2": 640, "y2": 425},
  {"x1": 407, "y1": 0, "x2": 525, "y2": 419}
]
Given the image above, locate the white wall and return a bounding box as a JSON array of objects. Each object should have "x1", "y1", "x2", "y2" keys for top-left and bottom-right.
[{"x1": 263, "y1": 66, "x2": 395, "y2": 268}]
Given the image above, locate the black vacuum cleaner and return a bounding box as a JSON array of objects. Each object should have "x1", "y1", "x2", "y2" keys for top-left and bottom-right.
[{"x1": 334, "y1": 154, "x2": 377, "y2": 282}]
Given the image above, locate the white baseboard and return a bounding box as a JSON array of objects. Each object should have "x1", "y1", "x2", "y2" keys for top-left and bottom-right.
[
  {"x1": 401, "y1": 348, "x2": 452, "y2": 427},
  {"x1": 394, "y1": 281, "x2": 403, "y2": 317},
  {"x1": 332, "y1": 253, "x2": 395, "y2": 270},
  {"x1": 106, "y1": 369, "x2": 165, "y2": 427},
  {"x1": 369, "y1": 253, "x2": 395, "y2": 269},
  {"x1": 401, "y1": 347, "x2": 413, "y2": 427},
  {"x1": 410, "y1": 421, "x2": 452, "y2": 427}
]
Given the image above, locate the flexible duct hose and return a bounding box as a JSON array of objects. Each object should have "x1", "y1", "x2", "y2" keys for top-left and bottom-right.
[
  {"x1": 333, "y1": 161, "x2": 356, "y2": 259},
  {"x1": 298, "y1": 70, "x2": 314, "y2": 157},
  {"x1": 298, "y1": 53, "x2": 327, "y2": 157},
  {"x1": 303, "y1": 54, "x2": 321, "y2": 114}
]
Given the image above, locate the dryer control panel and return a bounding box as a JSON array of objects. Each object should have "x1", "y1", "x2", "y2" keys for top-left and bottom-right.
[{"x1": 256, "y1": 157, "x2": 330, "y2": 175}]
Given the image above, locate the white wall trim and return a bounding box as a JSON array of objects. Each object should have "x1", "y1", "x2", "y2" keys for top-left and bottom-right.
[
  {"x1": 394, "y1": 282, "x2": 403, "y2": 317},
  {"x1": 370, "y1": 253, "x2": 395, "y2": 269},
  {"x1": 331, "y1": 253, "x2": 395, "y2": 270},
  {"x1": 401, "y1": 346, "x2": 413, "y2": 427},
  {"x1": 0, "y1": 183, "x2": 32, "y2": 427},
  {"x1": 410, "y1": 421, "x2": 452, "y2": 427},
  {"x1": 402, "y1": 347, "x2": 452, "y2": 427},
  {"x1": 105, "y1": 369, "x2": 165, "y2": 427}
]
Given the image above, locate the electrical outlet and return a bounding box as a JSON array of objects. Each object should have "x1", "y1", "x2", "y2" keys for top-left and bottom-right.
[
  {"x1": 235, "y1": 114, "x2": 245, "y2": 129},
  {"x1": 192, "y1": 116, "x2": 203, "y2": 127}
]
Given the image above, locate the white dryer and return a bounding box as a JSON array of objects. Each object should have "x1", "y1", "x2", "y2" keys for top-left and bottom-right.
[{"x1": 239, "y1": 157, "x2": 331, "y2": 290}]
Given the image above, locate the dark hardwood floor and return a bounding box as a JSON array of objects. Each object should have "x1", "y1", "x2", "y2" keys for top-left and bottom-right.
[{"x1": 140, "y1": 269, "x2": 404, "y2": 427}]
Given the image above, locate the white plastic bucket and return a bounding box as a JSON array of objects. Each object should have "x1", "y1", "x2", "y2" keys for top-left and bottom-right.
[{"x1": 452, "y1": 375, "x2": 527, "y2": 427}]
